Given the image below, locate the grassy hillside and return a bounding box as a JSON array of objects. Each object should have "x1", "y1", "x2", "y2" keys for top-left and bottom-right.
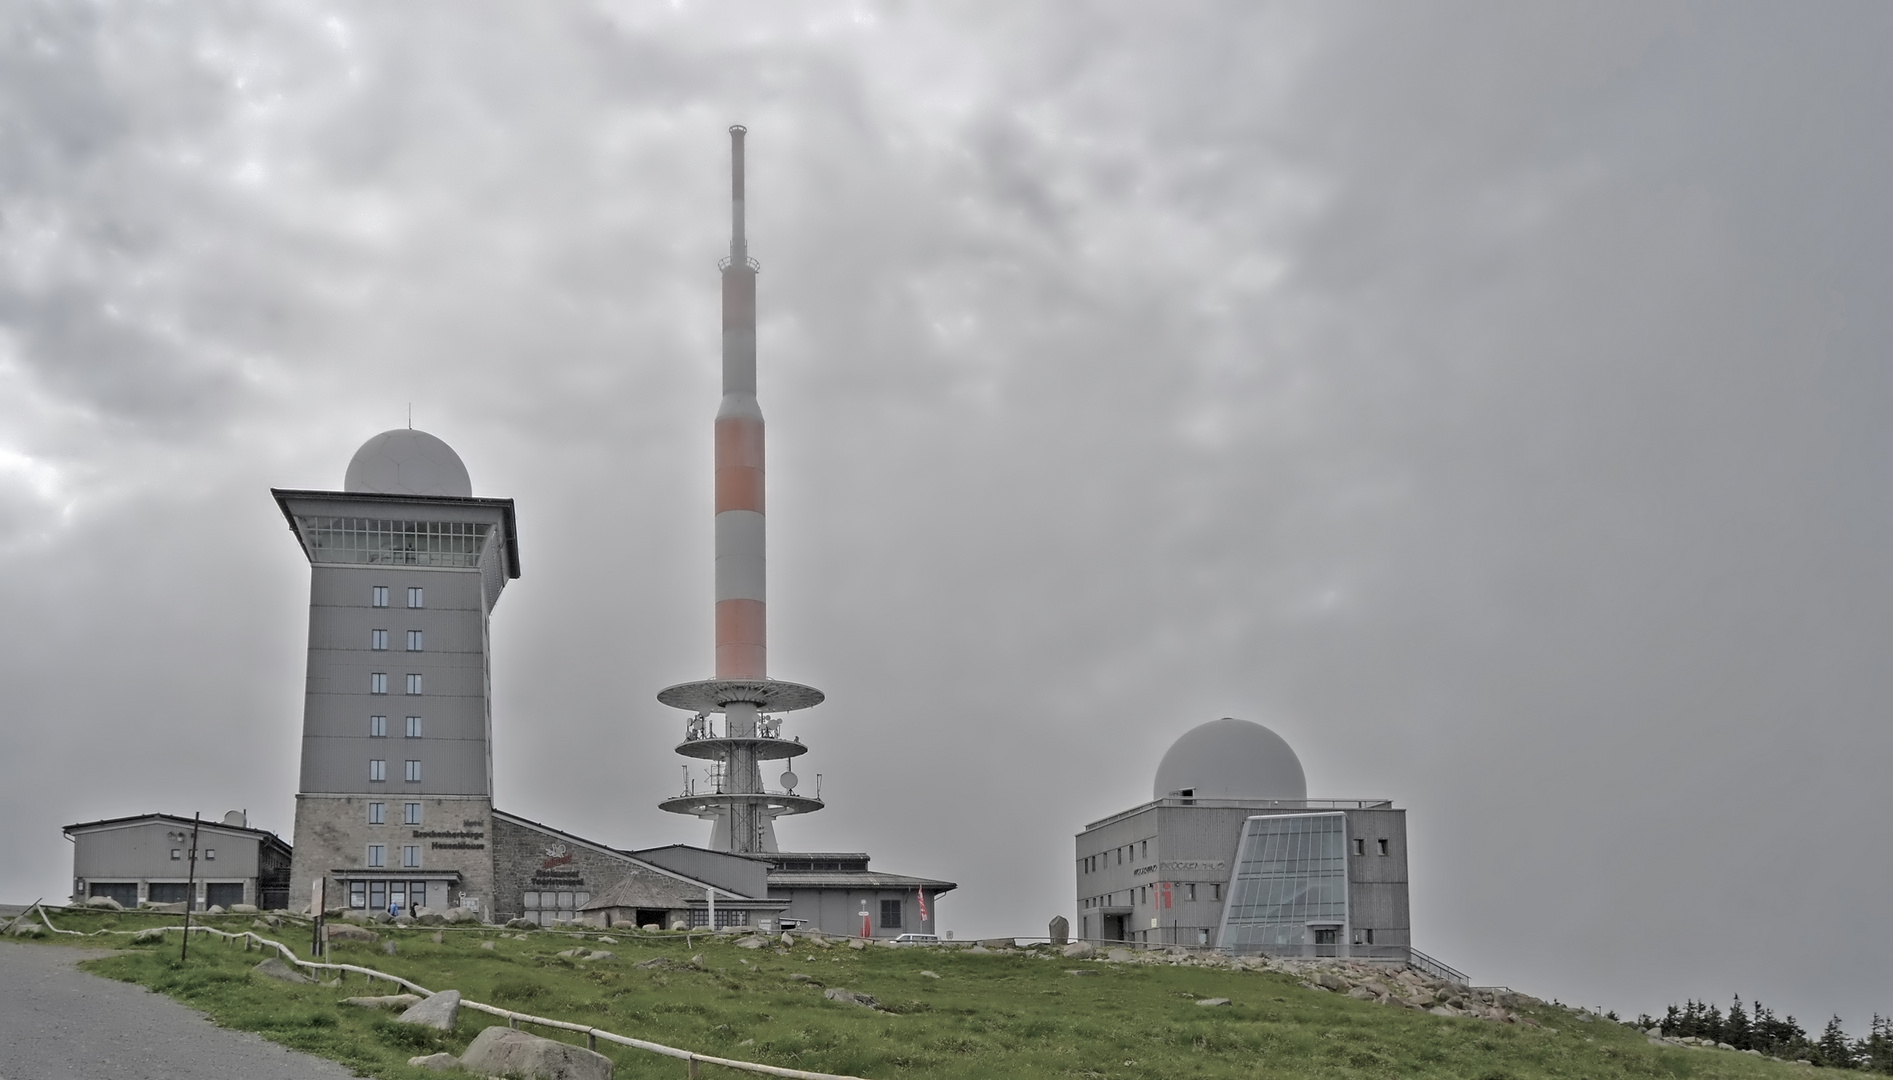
[{"x1": 17, "y1": 908, "x2": 1814, "y2": 1080}]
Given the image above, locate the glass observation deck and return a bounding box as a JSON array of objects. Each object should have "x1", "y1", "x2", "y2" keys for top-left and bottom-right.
[{"x1": 297, "y1": 517, "x2": 490, "y2": 568}]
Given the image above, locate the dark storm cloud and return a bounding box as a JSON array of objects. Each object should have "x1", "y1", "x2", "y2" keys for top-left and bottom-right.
[{"x1": 2, "y1": 0, "x2": 1888, "y2": 1033}]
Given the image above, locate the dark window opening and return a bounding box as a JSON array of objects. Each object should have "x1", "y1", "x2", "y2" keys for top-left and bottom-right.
[
  {"x1": 880, "y1": 898, "x2": 904, "y2": 928},
  {"x1": 1352, "y1": 838, "x2": 1365, "y2": 856},
  {"x1": 1377, "y1": 838, "x2": 1389, "y2": 856}
]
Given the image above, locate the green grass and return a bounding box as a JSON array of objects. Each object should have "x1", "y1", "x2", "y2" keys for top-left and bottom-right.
[{"x1": 19, "y1": 908, "x2": 1812, "y2": 1079}]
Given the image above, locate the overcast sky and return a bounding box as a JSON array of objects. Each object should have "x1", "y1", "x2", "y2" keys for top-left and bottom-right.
[{"x1": 4, "y1": 0, "x2": 1889, "y2": 1031}]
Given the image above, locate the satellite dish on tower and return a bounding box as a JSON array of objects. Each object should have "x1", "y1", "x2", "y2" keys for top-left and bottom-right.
[{"x1": 780, "y1": 771, "x2": 798, "y2": 792}]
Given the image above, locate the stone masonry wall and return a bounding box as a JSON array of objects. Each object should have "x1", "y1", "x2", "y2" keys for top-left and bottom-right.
[{"x1": 289, "y1": 794, "x2": 494, "y2": 912}]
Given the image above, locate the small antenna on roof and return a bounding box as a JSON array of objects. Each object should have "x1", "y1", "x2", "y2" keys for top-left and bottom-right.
[{"x1": 407, "y1": 403, "x2": 412, "y2": 429}]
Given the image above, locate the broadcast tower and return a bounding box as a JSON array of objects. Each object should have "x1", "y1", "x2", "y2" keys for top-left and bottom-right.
[{"x1": 657, "y1": 126, "x2": 824, "y2": 854}]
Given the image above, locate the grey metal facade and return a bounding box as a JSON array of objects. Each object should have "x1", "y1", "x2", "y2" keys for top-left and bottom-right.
[
  {"x1": 64, "y1": 814, "x2": 292, "y2": 910},
  {"x1": 1074, "y1": 797, "x2": 1410, "y2": 959}
]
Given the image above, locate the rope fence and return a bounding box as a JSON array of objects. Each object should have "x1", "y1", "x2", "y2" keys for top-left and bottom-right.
[{"x1": 24, "y1": 903, "x2": 869, "y2": 1080}]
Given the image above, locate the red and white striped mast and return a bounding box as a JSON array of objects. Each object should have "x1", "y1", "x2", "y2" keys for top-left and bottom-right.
[{"x1": 659, "y1": 126, "x2": 824, "y2": 855}]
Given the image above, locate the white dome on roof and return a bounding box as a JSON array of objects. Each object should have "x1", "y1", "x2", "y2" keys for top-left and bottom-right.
[
  {"x1": 344, "y1": 429, "x2": 472, "y2": 498},
  {"x1": 1153, "y1": 718, "x2": 1307, "y2": 802}
]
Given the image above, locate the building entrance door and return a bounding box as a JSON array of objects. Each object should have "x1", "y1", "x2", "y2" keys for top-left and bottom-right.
[
  {"x1": 1312, "y1": 925, "x2": 1340, "y2": 957},
  {"x1": 1102, "y1": 914, "x2": 1128, "y2": 941}
]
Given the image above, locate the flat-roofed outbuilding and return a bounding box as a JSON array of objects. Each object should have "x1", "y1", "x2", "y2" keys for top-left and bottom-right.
[{"x1": 64, "y1": 812, "x2": 292, "y2": 911}]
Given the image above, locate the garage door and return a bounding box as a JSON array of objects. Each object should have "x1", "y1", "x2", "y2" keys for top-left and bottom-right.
[
  {"x1": 206, "y1": 883, "x2": 245, "y2": 909},
  {"x1": 88, "y1": 883, "x2": 138, "y2": 907}
]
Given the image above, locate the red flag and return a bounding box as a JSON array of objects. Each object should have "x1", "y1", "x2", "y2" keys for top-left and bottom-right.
[{"x1": 917, "y1": 889, "x2": 929, "y2": 923}]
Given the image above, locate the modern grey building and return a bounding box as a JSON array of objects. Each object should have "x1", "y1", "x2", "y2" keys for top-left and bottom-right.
[
  {"x1": 64, "y1": 812, "x2": 291, "y2": 910},
  {"x1": 273, "y1": 429, "x2": 521, "y2": 916},
  {"x1": 1075, "y1": 718, "x2": 1412, "y2": 962}
]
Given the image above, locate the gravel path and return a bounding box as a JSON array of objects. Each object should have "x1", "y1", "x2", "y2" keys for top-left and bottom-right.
[{"x1": 0, "y1": 941, "x2": 358, "y2": 1080}]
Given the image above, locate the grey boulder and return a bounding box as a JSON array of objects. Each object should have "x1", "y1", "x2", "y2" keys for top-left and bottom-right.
[
  {"x1": 459, "y1": 1025, "x2": 614, "y2": 1080},
  {"x1": 408, "y1": 1052, "x2": 459, "y2": 1071},
  {"x1": 1196, "y1": 998, "x2": 1232, "y2": 1007},
  {"x1": 1061, "y1": 941, "x2": 1096, "y2": 959},
  {"x1": 823, "y1": 988, "x2": 879, "y2": 1009},
  {"x1": 396, "y1": 990, "x2": 461, "y2": 1030},
  {"x1": 253, "y1": 958, "x2": 313, "y2": 984}
]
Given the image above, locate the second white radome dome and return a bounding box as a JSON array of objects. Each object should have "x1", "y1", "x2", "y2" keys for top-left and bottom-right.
[{"x1": 1153, "y1": 717, "x2": 1307, "y2": 802}]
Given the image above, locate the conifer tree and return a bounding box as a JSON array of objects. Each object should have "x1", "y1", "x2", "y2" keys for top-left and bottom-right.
[
  {"x1": 1818, "y1": 1014, "x2": 1854, "y2": 1069},
  {"x1": 1727, "y1": 995, "x2": 1752, "y2": 1050}
]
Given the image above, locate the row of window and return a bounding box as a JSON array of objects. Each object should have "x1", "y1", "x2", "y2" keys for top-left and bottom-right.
[
  {"x1": 368, "y1": 716, "x2": 424, "y2": 738},
  {"x1": 366, "y1": 802, "x2": 424, "y2": 825},
  {"x1": 1080, "y1": 841, "x2": 1147, "y2": 874},
  {"x1": 371, "y1": 586, "x2": 425, "y2": 609},
  {"x1": 370, "y1": 630, "x2": 424, "y2": 651},
  {"x1": 368, "y1": 673, "x2": 424, "y2": 695},
  {"x1": 1080, "y1": 883, "x2": 1222, "y2": 910},
  {"x1": 348, "y1": 878, "x2": 430, "y2": 913},
  {"x1": 168, "y1": 848, "x2": 216, "y2": 860},
  {"x1": 365, "y1": 844, "x2": 423, "y2": 869},
  {"x1": 1081, "y1": 836, "x2": 1393, "y2": 874},
  {"x1": 367, "y1": 760, "x2": 423, "y2": 782}
]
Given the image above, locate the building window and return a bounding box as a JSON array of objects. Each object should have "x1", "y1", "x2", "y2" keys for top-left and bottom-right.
[
  {"x1": 1377, "y1": 838, "x2": 1389, "y2": 856},
  {"x1": 204, "y1": 849, "x2": 215, "y2": 860},
  {"x1": 408, "y1": 586, "x2": 423, "y2": 608},
  {"x1": 349, "y1": 880, "x2": 367, "y2": 908},
  {"x1": 372, "y1": 586, "x2": 389, "y2": 608},
  {"x1": 170, "y1": 849, "x2": 181, "y2": 860},
  {"x1": 1116, "y1": 848, "x2": 1122, "y2": 865},
  {"x1": 526, "y1": 890, "x2": 595, "y2": 926},
  {"x1": 370, "y1": 759, "x2": 386, "y2": 782},
  {"x1": 405, "y1": 760, "x2": 421, "y2": 782},
  {"x1": 1353, "y1": 929, "x2": 1376, "y2": 945},
  {"x1": 404, "y1": 802, "x2": 421, "y2": 825},
  {"x1": 402, "y1": 846, "x2": 420, "y2": 868},
  {"x1": 368, "y1": 802, "x2": 385, "y2": 825},
  {"x1": 1186, "y1": 883, "x2": 1197, "y2": 902},
  {"x1": 371, "y1": 672, "x2": 387, "y2": 695},
  {"x1": 879, "y1": 899, "x2": 903, "y2": 929},
  {"x1": 370, "y1": 715, "x2": 387, "y2": 737},
  {"x1": 1212, "y1": 884, "x2": 1221, "y2": 901},
  {"x1": 1140, "y1": 840, "x2": 1147, "y2": 859},
  {"x1": 371, "y1": 629, "x2": 388, "y2": 651},
  {"x1": 405, "y1": 716, "x2": 422, "y2": 738},
  {"x1": 1197, "y1": 928, "x2": 1210, "y2": 945},
  {"x1": 405, "y1": 674, "x2": 422, "y2": 695},
  {"x1": 1353, "y1": 838, "x2": 1365, "y2": 856},
  {"x1": 407, "y1": 630, "x2": 423, "y2": 652},
  {"x1": 367, "y1": 844, "x2": 385, "y2": 868}
]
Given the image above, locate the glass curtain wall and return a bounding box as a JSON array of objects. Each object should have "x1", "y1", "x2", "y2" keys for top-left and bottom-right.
[{"x1": 1218, "y1": 812, "x2": 1349, "y2": 956}]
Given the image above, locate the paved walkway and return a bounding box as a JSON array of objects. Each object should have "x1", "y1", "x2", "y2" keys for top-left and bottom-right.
[{"x1": 0, "y1": 941, "x2": 356, "y2": 1080}]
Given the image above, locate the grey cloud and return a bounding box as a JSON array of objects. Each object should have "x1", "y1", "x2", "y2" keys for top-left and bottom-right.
[{"x1": 1, "y1": 0, "x2": 1888, "y2": 1035}]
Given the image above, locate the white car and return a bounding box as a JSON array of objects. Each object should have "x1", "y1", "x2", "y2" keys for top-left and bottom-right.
[{"x1": 893, "y1": 933, "x2": 939, "y2": 944}]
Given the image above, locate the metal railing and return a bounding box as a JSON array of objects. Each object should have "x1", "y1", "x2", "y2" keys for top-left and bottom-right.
[{"x1": 1407, "y1": 947, "x2": 1468, "y2": 985}]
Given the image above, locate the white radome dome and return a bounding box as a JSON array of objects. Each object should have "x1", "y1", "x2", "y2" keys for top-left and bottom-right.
[
  {"x1": 344, "y1": 429, "x2": 472, "y2": 498},
  {"x1": 1153, "y1": 717, "x2": 1307, "y2": 802}
]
